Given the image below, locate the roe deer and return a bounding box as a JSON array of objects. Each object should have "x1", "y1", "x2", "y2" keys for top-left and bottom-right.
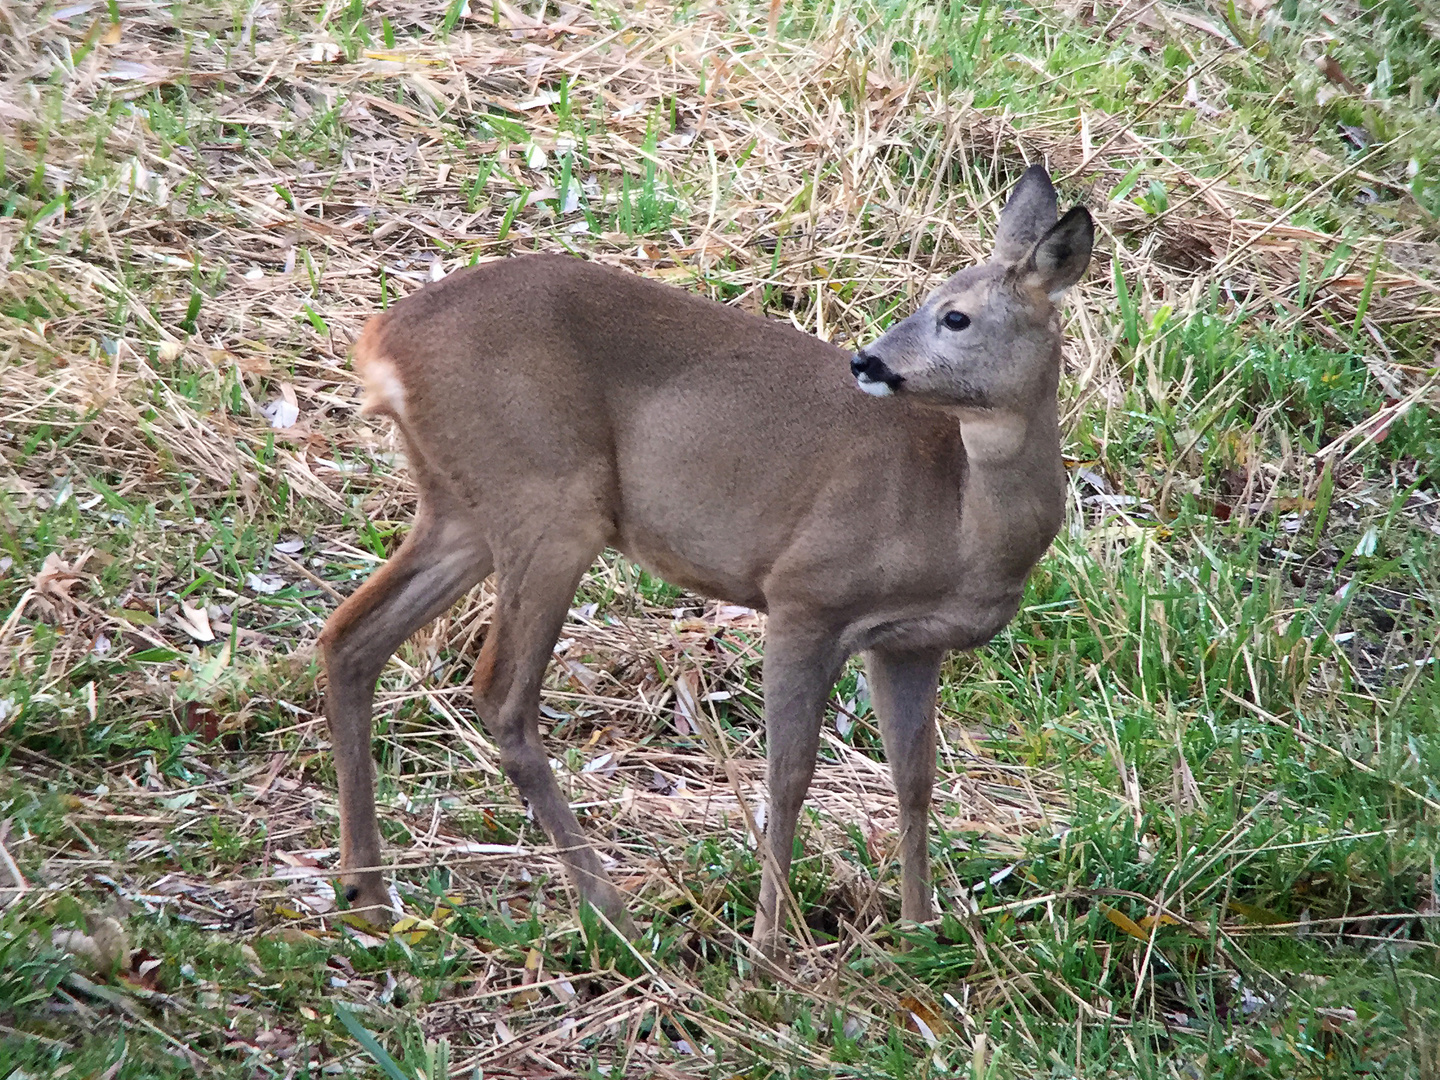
[{"x1": 319, "y1": 164, "x2": 1093, "y2": 954}]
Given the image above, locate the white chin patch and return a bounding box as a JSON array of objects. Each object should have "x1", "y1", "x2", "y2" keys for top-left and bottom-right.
[{"x1": 855, "y1": 375, "x2": 893, "y2": 397}]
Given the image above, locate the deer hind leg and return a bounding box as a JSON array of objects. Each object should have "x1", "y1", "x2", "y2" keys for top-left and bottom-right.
[
  {"x1": 319, "y1": 508, "x2": 491, "y2": 923},
  {"x1": 752, "y1": 620, "x2": 847, "y2": 959},
  {"x1": 472, "y1": 528, "x2": 638, "y2": 937},
  {"x1": 865, "y1": 646, "x2": 943, "y2": 923}
]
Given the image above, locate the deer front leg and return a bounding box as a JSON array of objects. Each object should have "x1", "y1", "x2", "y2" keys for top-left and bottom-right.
[
  {"x1": 752, "y1": 621, "x2": 846, "y2": 959},
  {"x1": 865, "y1": 646, "x2": 943, "y2": 922},
  {"x1": 319, "y1": 511, "x2": 490, "y2": 924}
]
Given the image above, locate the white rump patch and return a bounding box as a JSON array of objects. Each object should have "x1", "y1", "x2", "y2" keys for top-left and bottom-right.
[
  {"x1": 359, "y1": 356, "x2": 407, "y2": 421},
  {"x1": 855, "y1": 374, "x2": 893, "y2": 397}
]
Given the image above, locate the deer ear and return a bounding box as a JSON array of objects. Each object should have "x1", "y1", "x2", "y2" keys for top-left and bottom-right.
[
  {"x1": 992, "y1": 165, "x2": 1058, "y2": 266},
  {"x1": 1011, "y1": 206, "x2": 1094, "y2": 301}
]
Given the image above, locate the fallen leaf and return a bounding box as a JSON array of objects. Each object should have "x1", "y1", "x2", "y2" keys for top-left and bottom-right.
[
  {"x1": 550, "y1": 976, "x2": 577, "y2": 1003},
  {"x1": 1100, "y1": 903, "x2": 1150, "y2": 941},
  {"x1": 1271, "y1": 496, "x2": 1315, "y2": 513},
  {"x1": 246, "y1": 572, "x2": 286, "y2": 594},
  {"x1": 235, "y1": 351, "x2": 272, "y2": 375},
  {"x1": 1227, "y1": 901, "x2": 1287, "y2": 925},
  {"x1": 340, "y1": 923, "x2": 387, "y2": 946},
  {"x1": 1318, "y1": 1006, "x2": 1357, "y2": 1033},
  {"x1": 511, "y1": 946, "x2": 545, "y2": 1005},
  {"x1": 122, "y1": 947, "x2": 164, "y2": 991},
  {"x1": 1137, "y1": 912, "x2": 1183, "y2": 932},
  {"x1": 899, "y1": 995, "x2": 948, "y2": 1035},
  {"x1": 260, "y1": 383, "x2": 300, "y2": 429},
  {"x1": 251, "y1": 1028, "x2": 297, "y2": 1051},
  {"x1": 175, "y1": 601, "x2": 215, "y2": 642},
  {"x1": 1366, "y1": 398, "x2": 1402, "y2": 443},
  {"x1": 560, "y1": 657, "x2": 600, "y2": 693},
  {"x1": 1316, "y1": 54, "x2": 1358, "y2": 93},
  {"x1": 390, "y1": 915, "x2": 438, "y2": 943},
  {"x1": 581, "y1": 751, "x2": 615, "y2": 775},
  {"x1": 708, "y1": 603, "x2": 761, "y2": 628},
  {"x1": 32, "y1": 549, "x2": 95, "y2": 622},
  {"x1": 180, "y1": 702, "x2": 220, "y2": 742},
  {"x1": 274, "y1": 850, "x2": 325, "y2": 869}
]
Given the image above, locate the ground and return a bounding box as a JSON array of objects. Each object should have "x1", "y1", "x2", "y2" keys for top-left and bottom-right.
[{"x1": 1, "y1": 0, "x2": 1439, "y2": 1077}]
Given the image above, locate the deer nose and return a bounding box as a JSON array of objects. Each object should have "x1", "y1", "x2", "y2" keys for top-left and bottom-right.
[{"x1": 851, "y1": 351, "x2": 901, "y2": 387}]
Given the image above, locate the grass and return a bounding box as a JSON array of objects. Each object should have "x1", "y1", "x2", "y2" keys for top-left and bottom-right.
[{"x1": 1, "y1": 0, "x2": 1439, "y2": 1076}]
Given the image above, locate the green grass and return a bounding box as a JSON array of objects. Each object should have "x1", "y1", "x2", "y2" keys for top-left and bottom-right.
[{"x1": 2, "y1": 0, "x2": 1439, "y2": 1076}]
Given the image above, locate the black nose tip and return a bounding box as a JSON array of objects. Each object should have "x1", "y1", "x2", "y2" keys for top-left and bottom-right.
[
  {"x1": 851, "y1": 350, "x2": 900, "y2": 387},
  {"x1": 851, "y1": 351, "x2": 881, "y2": 379}
]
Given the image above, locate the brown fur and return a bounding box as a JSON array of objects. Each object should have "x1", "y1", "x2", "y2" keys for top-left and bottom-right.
[{"x1": 319, "y1": 166, "x2": 1093, "y2": 955}]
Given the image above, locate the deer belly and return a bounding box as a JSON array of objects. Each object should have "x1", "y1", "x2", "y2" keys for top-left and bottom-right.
[
  {"x1": 852, "y1": 590, "x2": 1024, "y2": 655},
  {"x1": 615, "y1": 524, "x2": 769, "y2": 611}
]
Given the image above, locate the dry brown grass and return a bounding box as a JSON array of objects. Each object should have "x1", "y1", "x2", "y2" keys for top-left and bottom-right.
[{"x1": 3, "y1": 0, "x2": 1439, "y2": 1075}]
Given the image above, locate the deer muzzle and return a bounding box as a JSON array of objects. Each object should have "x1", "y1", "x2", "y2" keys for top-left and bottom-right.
[{"x1": 851, "y1": 351, "x2": 904, "y2": 397}]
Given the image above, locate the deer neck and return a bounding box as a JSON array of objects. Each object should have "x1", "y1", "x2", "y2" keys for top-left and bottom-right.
[{"x1": 949, "y1": 392, "x2": 1064, "y2": 586}]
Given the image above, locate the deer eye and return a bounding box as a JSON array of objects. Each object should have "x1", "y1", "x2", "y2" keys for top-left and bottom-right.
[{"x1": 943, "y1": 311, "x2": 971, "y2": 331}]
